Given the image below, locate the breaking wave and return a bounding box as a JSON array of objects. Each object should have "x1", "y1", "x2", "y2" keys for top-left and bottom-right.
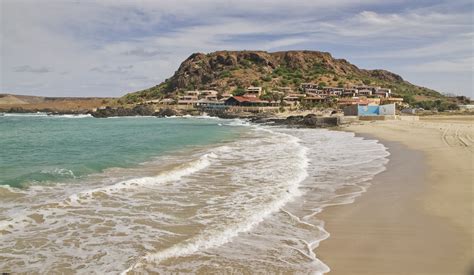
[
  {"x1": 68, "y1": 152, "x2": 217, "y2": 204},
  {"x1": 0, "y1": 120, "x2": 389, "y2": 274}
]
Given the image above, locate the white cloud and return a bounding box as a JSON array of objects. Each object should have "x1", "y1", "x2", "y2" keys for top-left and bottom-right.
[
  {"x1": 356, "y1": 34, "x2": 473, "y2": 59},
  {"x1": 13, "y1": 65, "x2": 52, "y2": 73},
  {"x1": 320, "y1": 10, "x2": 472, "y2": 38},
  {"x1": 0, "y1": 0, "x2": 472, "y2": 97},
  {"x1": 402, "y1": 57, "x2": 474, "y2": 73}
]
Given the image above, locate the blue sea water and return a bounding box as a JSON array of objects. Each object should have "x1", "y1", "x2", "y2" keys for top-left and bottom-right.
[
  {"x1": 0, "y1": 114, "x2": 241, "y2": 188},
  {"x1": 0, "y1": 113, "x2": 390, "y2": 274}
]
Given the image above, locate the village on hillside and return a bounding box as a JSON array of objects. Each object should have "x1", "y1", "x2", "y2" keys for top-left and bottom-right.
[
  {"x1": 138, "y1": 84, "x2": 408, "y2": 117},
  {"x1": 3, "y1": 85, "x2": 470, "y2": 117}
]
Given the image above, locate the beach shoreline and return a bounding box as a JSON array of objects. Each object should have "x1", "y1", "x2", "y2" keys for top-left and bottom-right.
[
  {"x1": 317, "y1": 117, "x2": 473, "y2": 274},
  {"x1": 1, "y1": 113, "x2": 472, "y2": 273},
  {"x1": 1, "y1": 115, "x2": 389, "y2": 273}
]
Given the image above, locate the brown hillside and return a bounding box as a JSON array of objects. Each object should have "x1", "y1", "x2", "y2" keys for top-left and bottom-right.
[
  {"x1": 124, "y1": 50, "x2": 441, "y2": 102},
  {"x1": 0, "y1": 94, "x2": 116, "y2": 113}
]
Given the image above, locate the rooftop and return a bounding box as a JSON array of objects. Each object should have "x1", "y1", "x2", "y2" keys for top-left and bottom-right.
[{"x1": 230, "y1": 96, "x2": 268, "y2": 103}]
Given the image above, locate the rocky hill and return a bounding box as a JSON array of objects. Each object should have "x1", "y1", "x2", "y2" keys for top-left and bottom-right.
[{"x1": 123, "y1": 50, "x2": 442, "y2": 103}]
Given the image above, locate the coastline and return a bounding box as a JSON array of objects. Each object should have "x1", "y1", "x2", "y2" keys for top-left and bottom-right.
[
  {"x1": 2, "y1": 115, "x2": 380, "y2": 273},
  {"x1": 2, "y1": 112, "x2": 472, "y2": 273},
  {"x1": 317, "y1": 118, "x2": 473, "y2": 274}
]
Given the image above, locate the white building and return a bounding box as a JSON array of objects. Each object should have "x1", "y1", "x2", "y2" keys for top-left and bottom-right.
[
  {"x1": 358, "y1": 89, "x2": 373, "y2": 96},
  {"x1": 374, "y1": 88, "x2": 391, "y2": 98}
]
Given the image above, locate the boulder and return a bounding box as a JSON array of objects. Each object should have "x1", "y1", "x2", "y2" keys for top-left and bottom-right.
[{"x1": 156, "y1": 108, "x2": 179, "y2": 117}]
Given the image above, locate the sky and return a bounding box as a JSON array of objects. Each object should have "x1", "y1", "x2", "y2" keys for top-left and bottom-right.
[{"x1": 1, "y1": 0, "x2": 473, "y2": 97}]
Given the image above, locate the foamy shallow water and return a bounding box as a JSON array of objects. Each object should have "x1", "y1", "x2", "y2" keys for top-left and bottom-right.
[{"x1": 0, "y1": 120, "x2": 389, "y2": 274}]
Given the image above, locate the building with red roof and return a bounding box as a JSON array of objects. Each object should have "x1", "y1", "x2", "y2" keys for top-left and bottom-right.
[{"x1": 224, "y1": 96, "x2": 272, "y2": 106}]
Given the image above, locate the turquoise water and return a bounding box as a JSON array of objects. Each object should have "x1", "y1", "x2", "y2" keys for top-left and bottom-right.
[
  {"x1": 0, "y1": 114, "x2": 390, "y2": 273},
  {"x1": 0, "y1": 114, "x2": 240, "y2": 188}
]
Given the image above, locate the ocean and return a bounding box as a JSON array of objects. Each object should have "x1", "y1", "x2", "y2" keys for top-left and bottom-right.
[{"x1": 0, "y1": 114, "x2": 389, "y2": 274}]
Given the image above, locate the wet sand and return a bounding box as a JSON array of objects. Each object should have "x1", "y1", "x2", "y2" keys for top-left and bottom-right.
[{"x1": 317, "y1": 116, "x2": 473, "y2": 275}]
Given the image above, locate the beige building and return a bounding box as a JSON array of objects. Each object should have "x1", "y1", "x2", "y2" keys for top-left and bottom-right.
[
  {"x1": 284, "y1": 93, "x2": 305, "y2": 106},
  {"x1": 178, "y1": 95, "x2": 199, "y2": 105},
  {"x1": 184, "y1": 90, "x2": 201, "y2": 96},
  {"x1": 245, "y1": 86, "x2": 263, "y2": 97}
]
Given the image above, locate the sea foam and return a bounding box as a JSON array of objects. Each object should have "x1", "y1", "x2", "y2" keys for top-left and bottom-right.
[
  {"x1": 68, "y1": 151, "x2": 217, "y2": 204},
  {"x1": 122, "y1": 125, "x2": 311, "y2": 273},
  {"x1": 1, "y1": 119, "x2": 390, "y2": 274}
]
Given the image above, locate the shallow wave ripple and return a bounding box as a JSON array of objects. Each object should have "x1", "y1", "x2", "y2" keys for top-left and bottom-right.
[{"x1": 0, "y1": 123, "x2": 389, "y2": 274}]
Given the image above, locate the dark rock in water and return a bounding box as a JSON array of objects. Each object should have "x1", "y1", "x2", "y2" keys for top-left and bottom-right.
[
  {"x1": 214, "y1": 112, "x2": 241, "y2": 119},
  {"x1": 156, "y1": 108, "x2": 179, "y2": 117},
  {"x1": 90, "y1": 105, "x2": 155, "y2": 118},
  {"x1": 258, "y1": 114, "x2": 339, "y2": 128},
  {"x1": 90, "y1": 107, "x2": 115, "y2": 118},
  {"x1": 302, "y1": 114, "x2": 339, "y2": 127},
  {"x1": 247, "y1": 113, "x2": 274, "y2": 123},
  {"x1": 89, "y1": 105, "x2": 339, "y2": 128},
  {"x1": 285, "y1": 115, "x2": 304, "y2": 125},
  {"x1": 303, "y1": 114, "x2": 319, "y2": 126},
  {"x1": 132, "y1": 105, "x2": 155, "y2": 116}
]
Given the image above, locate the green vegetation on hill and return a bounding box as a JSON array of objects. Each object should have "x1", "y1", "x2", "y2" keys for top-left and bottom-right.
[{"x1": 122, "y1": 50, "x2": 450, "y2": 108}]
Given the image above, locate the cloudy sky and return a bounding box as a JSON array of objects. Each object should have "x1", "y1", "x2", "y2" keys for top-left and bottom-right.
[{"x1": 1, "y1": 0, "x2": 472, "y2": 97}]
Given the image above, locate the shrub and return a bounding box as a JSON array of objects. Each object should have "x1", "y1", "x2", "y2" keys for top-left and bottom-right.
[
  {"x1": 273, "y1": 66, "x2": 290, "y2": 76},
  {"x1": 293, "y1": 78, "x2": 302, "y2": 85},
  {"x1": 240, "y1": 59, "x2": 252, "y2": 68},
  {"x1": 124, "y1": 94, "x2": 138, "y2": 104},
  {"x1": 251, "y1": 80, "x2": 260, "y2": 86},
  {"x1": 413, "y1": 100, "x2": 459, "y2": 111},
  {"x1": 312, "y1": 62, "x2": 328, "y2": 74},
  {"x1": 292, "y1": 71, "x2": 303, "y2": 79},
  {"x1": 403, "y1": 94, "x2": 415, "y2": 105},
  {"x1": 220, "y1": 70, "x2": 231, "y2": 78},
  {"x1": 233, "y1": 87, "x2": 246, "y2": 96}
]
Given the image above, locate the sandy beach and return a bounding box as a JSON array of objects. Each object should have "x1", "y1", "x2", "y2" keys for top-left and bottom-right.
[{"x1": 317, "y1": 115, "x2": 473, "y2": 274}]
